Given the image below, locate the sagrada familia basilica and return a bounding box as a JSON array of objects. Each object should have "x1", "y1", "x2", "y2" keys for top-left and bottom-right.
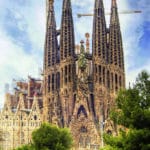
[{"x1": 0, "y1": 0, "x2": 125, "y2": 149}]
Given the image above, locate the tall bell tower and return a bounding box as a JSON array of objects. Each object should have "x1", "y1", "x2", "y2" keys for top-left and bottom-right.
[
  {"x1": 109, "y1": 0, "x2": 125, "y2": 92},
  {"x1": 59, "y1": 0, "x2": 76, "y2": 127},
  {"x1": 43, "y1": 0, "x2": 62, "y2": 126}
]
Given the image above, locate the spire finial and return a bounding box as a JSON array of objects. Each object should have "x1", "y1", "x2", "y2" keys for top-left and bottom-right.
[
  {"x1": 49, "y1": 0, "x2": 54, "y2": 4},
  {"x1": 112, "y1": 0, "x2": 117, "y2": 7},
  {"x1": 48, "y1": 0, "x2": 54, "y2": 12}
]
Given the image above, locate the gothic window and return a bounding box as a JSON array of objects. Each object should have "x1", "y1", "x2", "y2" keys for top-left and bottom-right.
[
  {"x1": 48, "y1": 75, "x2": 51, "y2": 92},
  {"x1": 107, "y1": 71, "x2": 110, "y2": 89},
  {"x1": 119, "y1": 76, "x2": 122, "y2": 87},
  {"x1": 77, "y1": 105, "x2": 87, "y2": 118},
  {"x1": 73, "y1": 94, "x2": 76, "y2": 111},
  {"x1": 64, "y1": 47, "x2": 67, "y2": 58},
  {"x1": 80, "y1": 126, "x2": 87, "y2": 133},
  {"x1": 68, "y1": 65, "x2": 71, "y2": 82},
  {"x1": 34, "y1": 115, "x2": 37, "y2": 120},
  {"x1": 57, "y1": 49, "x2": 60, "y2": 63},
  {"x1": 95, "y1": 64, "x2": 97, "y2": 82},
  {"x1": 65, "y1": 66, "x2": 67, "y2": 84},
  {"x1": 56, "y1": 72, "x2": 60, "y2": 90},
  {"x1": 103, "y1": 67, "x2": 105, "y2": 85},
  {"x1": 90, "y1": 94, "x2": 96, "y2": 117},
  {"x1": 68, "y1": 44, "x2": 71, "y2": 56},
  {"x1": 61, "y1": 69, "x2": 63, "y2": 86},
  {"x1": 52, "y1": 74, "x2": 55, "y2": 91},
  {"x1": 47, "y1": 42, "x2": 51, "y2": 66},
  {"x1": 114, "y1": 48, "x2": 118, "y2": 65},
  {"x1": 115, "y1": 74, "x2": 118, "y2": 91},
  {"x1": 49, "y1": 98, "x2": 51, "y2": 103},
  {"x1": 87, "y1": 97, "x2": 90, "y2": 111},
  {"x1": 107, "y1": 130, "x2": 112, "y2": 135},
  {"x1": 61, "y1": 48, "x2": 63, "y2": 60},
  {"x1": 103, "y1": 46, "x2": 105, "y2": 59},
  {"x1": 99, "y1": 65, "x2": 102, "y2": 84},
  {"x1": 111, "y1": 73, "x2": 114, "y2": 90},
  {"x1": 95, "y1": 64, "x2": 97, "y2": 73}
]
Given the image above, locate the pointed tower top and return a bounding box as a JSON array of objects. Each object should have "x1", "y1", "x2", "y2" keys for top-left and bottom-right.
[
  {"x1": 60, "y1": 0, "x2": 75, "y2": 60},
  {"x1": 47, "y1": 0, "x2": 56, "y2": 27},
  {"x1": 48, "y1": 0, "x2": 54, "y2": 11},
  {"x1": 110, "y1": 0, "x2": 119, "y2": 24},
  {"x1": 92, "y1": 0, "x2": 107, "y2": 60},
  {"x1": 44, "y1": 0, "x2": 58, "y2": 68},
  {"x1": 49, "y1": 0, "x2": 54, "y2": 4},
  {"x1": 112, "y1": 0, "x2": 117, "y2": 8},
  {"x1": 63, "y1": 0, "x2": 71, "y2": 10},
  {"x1": 94, "y1": 0, "x2": 104, "y2": 9}
]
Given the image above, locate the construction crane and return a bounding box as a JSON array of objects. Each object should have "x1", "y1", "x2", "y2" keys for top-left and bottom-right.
[{"x1": 77, "y1": 10, "x2": 142, "y2": 18}]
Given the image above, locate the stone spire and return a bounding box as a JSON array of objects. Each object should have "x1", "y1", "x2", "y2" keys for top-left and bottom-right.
[
  {"x1": 109, "y1": 0, "x2": 124, "y2": 70},
  {"x1": 44, "y1": 0, "x2": 58, "y2": 69},
  {"x1": 60, "y1": 0, "x2": 75, "y2": 60},
  {"x1": 112, "y1": 0, "x2": 117, "y2": 7},
  {"x1": 43, "y1": 0, "x2": 61, "y2": 123},
  {"x1": 92, "y1": 0, "x2": 107, "y2": 61}
]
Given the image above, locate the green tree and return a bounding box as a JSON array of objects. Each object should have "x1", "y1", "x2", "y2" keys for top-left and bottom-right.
[
  {"x1": 14, "y1": 144, "x2": 34, "y2": 150},
  {"x1": 14, "y1": 123, "x2": 73, "y2": 150},
  {"x1": 32, "y1": 123, "x2": 73, "y2": 150},
  {"x1": 101, "y1": 71, "x2": 150, "y2": 150}
]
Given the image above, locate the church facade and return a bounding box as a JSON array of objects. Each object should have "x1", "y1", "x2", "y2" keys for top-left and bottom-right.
[
  {"x1": 0, "y1": 0, "x2": 125, "y2": 149},
  {"x1": 43, "y1": 0, "x2": 125, "y2": 148}
]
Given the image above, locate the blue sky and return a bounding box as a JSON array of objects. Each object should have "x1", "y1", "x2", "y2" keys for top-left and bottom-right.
[{"x1": 0, "y1": 0, "x2": 150, "y2": 108}]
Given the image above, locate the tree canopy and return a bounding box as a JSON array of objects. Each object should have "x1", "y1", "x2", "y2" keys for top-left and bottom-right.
[
  {"x1": 15, "y1": 123, "x2": 73, "y2": 150},
  {"x1": 101, "y1": 71, "x2": 150, "y2": 150}
]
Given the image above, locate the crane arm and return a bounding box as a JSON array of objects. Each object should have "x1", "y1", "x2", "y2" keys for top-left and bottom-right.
[{"x1": 77, "y1": 10, "x2": 142, "y2": 18}]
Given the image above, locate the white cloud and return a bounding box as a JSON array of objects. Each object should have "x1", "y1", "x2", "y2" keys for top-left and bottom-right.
[
  {"x1": 0, "y1": 27, "x2": 40, "y2": 108},
  {"x1": 23, "y1": 1, "x2": 46, "y2": 51},
  {"x1": 0, "y1": 0, "x2": 149, "y2": 108}
]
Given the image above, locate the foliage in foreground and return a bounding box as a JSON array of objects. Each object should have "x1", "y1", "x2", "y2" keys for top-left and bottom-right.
[
  {"x1": 15, "y1": 144, "x2": 34, "y2": 150},
  {"x1": 15, "y1": 123, "x2": 73, "y2": 150},
  {"x1": 101, "y1": 70, "x2": 150, "y2": 150}
]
